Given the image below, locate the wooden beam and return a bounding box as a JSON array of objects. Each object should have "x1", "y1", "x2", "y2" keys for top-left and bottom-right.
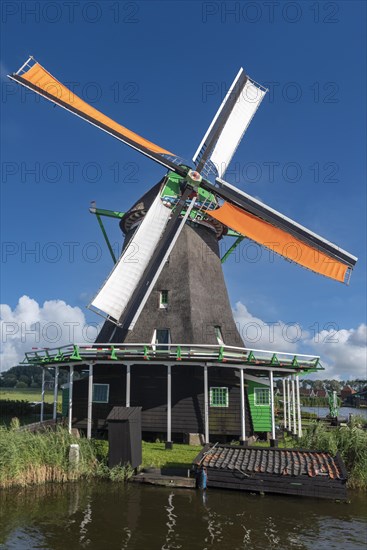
[
  {"x1": 87, "y1": 363, "x2": 93, "y2": 439},
  {"x1": 287, "y1": 378, "x2": 291, "y2": 431},
  {"x1": 296, "y1": 375, "x2": 302, "y2": 437},
  {"x1": 53, "y1": 366, "x2": 59, "y2": 421},
  {"x1": 292, "y1": 374, "x2": 297, "y2": 435},
  {"x1": 68, "y1": 365, "x2": 74, "y2": 434},
  {"x1": 204, "y1": 366, "x2": 209, "y2": 444},
  {"x1": 126, "y1": 364, "x2": 131, "y2": 407},
  {"x1": 269, "y1": 370, "x2": 276, "y2": 441},
  {"x1": 240, "y1": 368, "x2": 246, "y2": 441},
  {"x1": 167, "y1": 365, "x2": 172, "y2": 444},
  {"x1": 40, "y1": 368, "x2": 45, "y2": 423},
  {"x1": 282, "y1": 378, "x2": 287, "y2": 430}
]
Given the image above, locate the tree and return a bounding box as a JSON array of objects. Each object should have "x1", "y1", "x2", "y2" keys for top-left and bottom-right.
[
  {"x1": 2, "y1": 376, "x2": 17, "y2": 388},
  {"x1": 329, "y1": 380, "x2": 341, "y2": 393},
  {"x1": 19, "y1": 375, "x2": 31, "y2": 387}
]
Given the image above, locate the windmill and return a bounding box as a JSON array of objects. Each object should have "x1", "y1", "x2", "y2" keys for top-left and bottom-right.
[{"x1": 9, "y1": 57, "x2": 357, "y2": 442}]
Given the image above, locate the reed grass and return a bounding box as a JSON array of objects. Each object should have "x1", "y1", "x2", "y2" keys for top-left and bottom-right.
[
  {"x1": 298, "y1": 417, "x2": 367, "y2": 490},
  {"x1": 0, "y1": 423, "x2": 132, "y2": 489}
]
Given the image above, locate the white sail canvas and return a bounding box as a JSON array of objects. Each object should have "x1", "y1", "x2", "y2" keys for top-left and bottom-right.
[{"x1": 90, "y1": 193, "x2": 171, "y2": 321}]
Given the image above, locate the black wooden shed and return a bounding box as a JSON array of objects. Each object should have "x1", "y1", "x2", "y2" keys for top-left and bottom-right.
[{"x1": 107, "y1": 406, "x2": 142, "y2": 469}]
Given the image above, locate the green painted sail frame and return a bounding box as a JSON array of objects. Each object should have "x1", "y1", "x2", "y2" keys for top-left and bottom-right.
[{"x1": 90, "y1": 171, "x2": 242, "y2": 266}]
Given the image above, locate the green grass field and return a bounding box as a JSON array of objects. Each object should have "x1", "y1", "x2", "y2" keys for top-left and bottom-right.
[
  {"x1": 142, "y1": 442, "x2": 202, "y2": 469},
  {"x1": 0, "y1": 388, "x2": 61, "y2": 404}
]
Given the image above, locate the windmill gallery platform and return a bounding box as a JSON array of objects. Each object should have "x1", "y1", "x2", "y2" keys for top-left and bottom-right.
[{"x1": 22, "y1": 343, "x2": 322, "y2": 445}]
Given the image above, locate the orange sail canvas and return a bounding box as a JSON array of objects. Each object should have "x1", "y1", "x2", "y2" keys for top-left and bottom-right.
[{"x1": 209, "y1": 202, "x2": 349, "y2": 283}]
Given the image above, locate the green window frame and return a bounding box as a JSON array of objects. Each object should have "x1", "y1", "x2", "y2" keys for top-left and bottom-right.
[
  {"x1": 254, "y1": 387, "x2": 270, "y2": 406},
  {"x1": 210, "y1": 387, "x2": 229, "y2": 408},
  {"x1": 160, "y1": 290, "x2": 168, "y2": 308},
  {"x1": 92, "y1": 383, "x2": 109, "y2": 403}
]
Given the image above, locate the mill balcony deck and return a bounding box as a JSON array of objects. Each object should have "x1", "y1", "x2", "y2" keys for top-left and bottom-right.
[{"x1": 21, "y1": 343, "x2": 322, "y2": 376}]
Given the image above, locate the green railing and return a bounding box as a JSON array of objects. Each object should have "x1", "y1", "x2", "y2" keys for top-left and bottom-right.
[{"x1": 21, "y1": 343, "x2": 322, "y2": 373}]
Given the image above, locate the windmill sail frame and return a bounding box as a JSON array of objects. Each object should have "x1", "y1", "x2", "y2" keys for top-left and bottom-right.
[
  {"x1": 9, "y1": 57, "x2": 185, "y2": 176},
  {"x1": 8, "y1": 56, "x2": 357, "y2": 290},
  {"x1": 193, "y1": 68, "x2": 267, "y2": 178},
  {"x1": 89, "y1": 192, "x2": 172, "y2": 323}
]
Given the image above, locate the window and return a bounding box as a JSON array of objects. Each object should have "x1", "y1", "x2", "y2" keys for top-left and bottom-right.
[
  {"x1": 152, "y1": 329, "x2": 171, "y2": 351},
  {"x1": 254, "y1": 387, "x2": 270, "y2": 406},
  {"x1": 214, "y1": 326, "x2": 224, "y2": 345},
  {"x1": 210, "y1": 387, "x2": 229, "y2": 407},
  {"x1": 159, "y1": 290, "x2": 168, "y2": 309},
  {"x1": 93, "y1": 384, "x2": 109, "y2": 403}
]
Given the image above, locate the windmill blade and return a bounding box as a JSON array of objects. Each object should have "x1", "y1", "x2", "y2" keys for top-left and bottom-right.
[
  {"x1": 202, "y1": 177, "x2": 357, "y2": 284},
  {"x1": 90, "y1": 185, "x2": 196, "y2": 331},
  {"x1": 193, "y1": 68, "x2": 266, "y2": 178},
  {"x1": 9, "y1": 57, "x2": 184, "y2": 175},
  {"x1": 126, "y1": 193, "x2": 197, "y2": 331},
  {"x1": 90, "y1": 191, "x2": 172, "y2": 322}
]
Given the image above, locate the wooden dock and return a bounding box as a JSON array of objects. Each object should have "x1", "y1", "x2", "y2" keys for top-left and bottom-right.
[{"x1": 132, "y1": 468, "x2": 196, "y2": 489}]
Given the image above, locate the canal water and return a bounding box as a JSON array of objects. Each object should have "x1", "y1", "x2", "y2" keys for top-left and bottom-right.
[
  {"x1": 301, "y1": 407, "x2": 367, "y2": 419},
  {"x1": 1, "y1": 482, "x2": 366, "y2": 550}
]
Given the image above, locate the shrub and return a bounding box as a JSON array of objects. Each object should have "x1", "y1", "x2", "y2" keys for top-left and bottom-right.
[{"x1": 299, "y1": 422, "x2": 367, "y2": 489}]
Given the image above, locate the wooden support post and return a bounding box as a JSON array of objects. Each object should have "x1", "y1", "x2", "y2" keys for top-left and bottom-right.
[
  {"x1": 204, "y1": 365, "x2": 209, "y2": 444},
  {"x1": 282, "y1": 378, "x2": 287, "y2": 430},
  {"x1": 165, "y1": 365, "x2": 172, "y2": 449},
  {"x1": 126, "y1": 364, "x2": 131, "y2": 407},
  {"x1": 68, "y1": 365, "x2": 74, "y2": 434},
  {"x1": 269, "y1": 370, "x2": 276, "y2": 443},
  {"x1": 296, "y1": 375, "x2": 302, "y2": 438},
  {"x1": 40, "y1": 368, "x2": 45, "y2": 422},
  {"x1": 53, "y1": 366, "x2": 59, "y2": 421},
  {"x1": 292, "y1": 374, "x2": 297, "y2": 435},
  {"x1": 240, "y1": 368, "x2": 246, "y2": 442},
  {"x1": 287, "y1": 377, "x2": 291, "y2": 431},
  {"x1": 87, "y1": 363, "x2": 93, "y2": 440}
]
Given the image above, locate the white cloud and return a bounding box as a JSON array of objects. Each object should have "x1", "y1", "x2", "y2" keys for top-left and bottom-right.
[
  {"x1": 233, "y1": 301, "x2": 367, "y2": 380},
  {"x1": 1, "y1": 295, "x2": 365, "y2": 381},
  {"x1": 0, "y1": 296, "x2": 100, "y2": 372},
  {"x1": 232, "y1": 301, "x2": 301, "y2": 353},
  {"x1": 304, "y1": 324, "x2": 367, "y2": 380}
]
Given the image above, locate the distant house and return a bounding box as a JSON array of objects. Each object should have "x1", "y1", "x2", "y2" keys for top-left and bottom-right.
[
  {"x1": 340, "y1": 385, "x2": 356, "y2": 404},
  {"x1": 349, "y1": 387, "x2": 367, "y2": 408},
  {"x1": 313, "y1": 389, "x2": 327, "y2": 398},
  {"x1": 300, "y1": 388, "x2": 312, "y2": 397}
]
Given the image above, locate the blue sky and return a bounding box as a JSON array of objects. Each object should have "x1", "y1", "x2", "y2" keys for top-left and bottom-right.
[{"x1": 1, "y1": 1, "x2": 366, "y2": 377}]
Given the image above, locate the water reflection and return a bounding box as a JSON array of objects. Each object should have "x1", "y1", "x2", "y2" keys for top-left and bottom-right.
[
  {"x1": 162, "y1": 492, "x2": 180, "y2": 550},
  {"x1": 0, "y1": 482, "x2": 366, "y2": 550},
  {"x1": 79, "y1": 497, "x2": 92, "y2": 547}
]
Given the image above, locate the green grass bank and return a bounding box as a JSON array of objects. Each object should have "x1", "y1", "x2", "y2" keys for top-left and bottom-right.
[
  {"x1": 0, "y1": 423, "x2": 202, "y2": 489},
  {"x1": 1, "y1": 419, "x2": 366, "y2": 490}
]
